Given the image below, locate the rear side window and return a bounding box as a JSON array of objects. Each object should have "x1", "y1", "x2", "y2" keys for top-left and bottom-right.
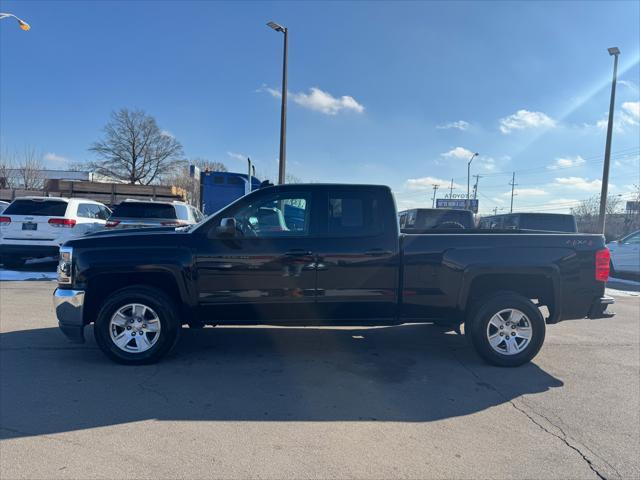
[
  {"x1": 77, "y1": 203, "x2": 102, "y2": 219},
  {"x1": 111, "y1": 203, "x2": 177, "y2": 219},
  {"x1": 174, "y1": 204, "x2": 190, "y2": 220},
  {"x1": 4, "y1": 199, "x2": 68, "y2": 216},
  {"x1": 328, "y1": 192, "x2": 382, "y2": 236}
]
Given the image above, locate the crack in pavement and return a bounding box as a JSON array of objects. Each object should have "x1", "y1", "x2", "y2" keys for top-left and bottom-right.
[{"x1": 449, "y1": 348, "x2": 616, "y2": 480}]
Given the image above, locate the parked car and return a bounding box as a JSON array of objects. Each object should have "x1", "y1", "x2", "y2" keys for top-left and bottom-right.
[
  {"x1": 399, "y1": 208, "x2": 475, "y2": 231},
  {"x1": 53, "y1": 183, "x2": 614, "y2": 367},
  {"x1": 105, "y1": 200, "x2": 204, "y2": 229},
  {"x1": 0, "y1": 200, "x2": 9, "y2": 214},
  {"x1": 0, "y1": 197, "x2": 111, "y2": 268},
  {"x1": 607, "y1": 230, "x2": 640, "y2": 276},
  {"x1": 479, "y1": 213, "x2": 577, "y2": 232}
]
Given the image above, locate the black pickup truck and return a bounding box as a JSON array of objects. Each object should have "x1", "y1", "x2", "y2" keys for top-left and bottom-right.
[{"x1": 53, "y1": 183, "x2": 614, "y2": 366}]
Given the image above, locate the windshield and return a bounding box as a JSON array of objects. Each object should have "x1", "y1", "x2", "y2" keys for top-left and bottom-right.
[{"x1": 4, "y1": 199, "x2": 68, "y2": 216}]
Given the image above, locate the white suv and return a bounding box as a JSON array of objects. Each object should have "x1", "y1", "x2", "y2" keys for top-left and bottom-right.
[{"x1": 0, "y1": 197, "x2": 111, "y2": 268}]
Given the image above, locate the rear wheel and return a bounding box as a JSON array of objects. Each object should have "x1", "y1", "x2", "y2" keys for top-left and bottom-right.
[
  {"x1": 467, "y1": 293, "x2": 545, "y2": 367},
  {"x1": 94, "y1": 286, "x2": 180, "y2": 365}
]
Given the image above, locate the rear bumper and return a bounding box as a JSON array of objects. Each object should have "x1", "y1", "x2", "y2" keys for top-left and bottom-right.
[
  {"x1": 587, "y1": 295, "x2": 615, "y2": 319},
  {"x1": 0, "y1": 244, "x2": 60, "y2": 260},
  {"x1": 53, "y1": 288, "x2": 86, "y2": 343}
]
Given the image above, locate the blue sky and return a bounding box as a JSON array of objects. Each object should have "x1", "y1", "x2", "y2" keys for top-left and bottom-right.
[{"x1": 1, "y1": 0, "x2": 639, "y2": 214}]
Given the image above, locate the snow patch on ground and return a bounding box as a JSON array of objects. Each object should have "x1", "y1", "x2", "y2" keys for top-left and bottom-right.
[{"x1": 606, "y1": 288, "x2": 640, "y2": 297}]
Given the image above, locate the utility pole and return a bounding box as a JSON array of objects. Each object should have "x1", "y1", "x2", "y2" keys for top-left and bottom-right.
[
  {"x1": 509, "y1": 172, "x2": 517, "y2": 213},
  {"x1": 466, "y1": 152, "x2": 479, "y2": 210},
  {"x1": 472, "y1": 174, "x2": 482, "y2": 199},
  {"x1": 449, "y1": 178, "x2": 455, "y2": 198},
  {"x1": 493, "y1": 206, "x2": 499, "y2": 215},
  {"x1": 598, "y1": 47, "x2": 620, "y2": 233},
  {"x1": 431, "y1": 184, "x2": 440, "y2": 208},
  {"x1": 267, "y1": 21, "x2": 288, "y2": 184}
]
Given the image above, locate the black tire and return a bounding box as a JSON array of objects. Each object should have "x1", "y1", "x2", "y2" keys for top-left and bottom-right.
[
  {"x1": 2, "y1": 257, "x2": 26, "y2": 269},
  {"x1": 94, "y1": 286, "x2": 181, "y2": 365},
  {"x1": 466, "y1": 292, "x2": 545, "y2": 367}
]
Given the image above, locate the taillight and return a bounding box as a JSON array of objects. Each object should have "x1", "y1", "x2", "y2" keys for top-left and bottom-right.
[
  {"x1": 48, "y1": 218, "x2": 76, "y2": 228},
  {"x1": 595, "y1": 248, "x2": 610, "y2": 282},
  {"x1": 105, "y1": 220, "x2": 120, "y2": 227},
  {"x1": 0, "y1": 216, "x2": 10, "y2": 225}
]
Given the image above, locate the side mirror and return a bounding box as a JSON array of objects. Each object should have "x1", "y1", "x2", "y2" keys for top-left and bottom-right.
[{"x1": 215, "y1": 217, "x2": 237, "y2": 237}]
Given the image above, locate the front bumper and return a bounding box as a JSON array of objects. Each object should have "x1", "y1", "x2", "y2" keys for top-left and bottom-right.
[
  {"x1": 587, "y1": 295, "x2": 615, "y2": 319},
  {"x1": 53, "y1": 288, "x2": 86, "y2": 343}
]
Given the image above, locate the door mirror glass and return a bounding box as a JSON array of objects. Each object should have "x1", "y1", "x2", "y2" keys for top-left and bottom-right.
[{"x1": 215, "y1": 217, "x2": 236, "y2": 237}]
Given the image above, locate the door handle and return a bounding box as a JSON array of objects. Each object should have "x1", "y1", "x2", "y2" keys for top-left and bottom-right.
[
  {"x1": 285, "y1": 249, "x2": 313, "y2": 257},
  {"x1": 364, "y1": 249, "x2": 391, "y2": 257}
]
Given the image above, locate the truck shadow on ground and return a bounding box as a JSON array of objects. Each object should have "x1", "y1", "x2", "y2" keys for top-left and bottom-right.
[{"x1": 0, "y1": 324, "x2": 563, "y2": 439}]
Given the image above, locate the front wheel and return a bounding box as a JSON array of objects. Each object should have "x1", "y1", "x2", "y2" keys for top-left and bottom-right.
[
  {"x1": 94, "y1": 286, "x2": 181, "y2": 365},
  {"x1": 467, "y1": 293, "x2": 545, "y2": 367}
]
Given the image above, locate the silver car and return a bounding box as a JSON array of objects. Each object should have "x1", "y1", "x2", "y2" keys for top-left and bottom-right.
[
  {"x1": 105, "y1": 200, "x2": 204, "y2": 230},
  {"x1": 608, "y1": 230, "x2": 640, "y2": 276}
]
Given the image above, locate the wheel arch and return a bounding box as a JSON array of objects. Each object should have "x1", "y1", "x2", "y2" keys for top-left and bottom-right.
[
  {"x1": 83, "y1": 271, "x2": 192, "y2": 325},
  {"x1": 459, "y1": 266, "x2": 561, "y2": 323}
]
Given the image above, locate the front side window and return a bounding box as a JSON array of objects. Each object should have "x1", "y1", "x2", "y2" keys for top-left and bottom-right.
[{"x1": 228, "y1": 193, "x2": 310, "y2": 237}]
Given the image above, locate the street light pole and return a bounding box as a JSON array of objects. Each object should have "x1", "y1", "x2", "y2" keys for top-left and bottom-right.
[
  {"x1": 0, "y1": 12, "x2": 30, "y2": 30},
  {"x1": 267, "y1": 21, "x2": 288, "y2": 185},
  {"x1": 466, "y1": 152, "x2": 478, "y2": 210},
  {"x1": 597, "y1": 47, "x2": 620, "y2": 234}
]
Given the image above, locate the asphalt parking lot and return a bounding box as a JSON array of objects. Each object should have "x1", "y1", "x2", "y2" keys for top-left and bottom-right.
[{"x1": 0, "y1": 280, "x2": 638, "y2": 479}]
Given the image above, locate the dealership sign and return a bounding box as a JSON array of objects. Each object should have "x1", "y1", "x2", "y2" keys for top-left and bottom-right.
[{"x1": 436, "y1": 198, "x2": 479, "y2": 213}]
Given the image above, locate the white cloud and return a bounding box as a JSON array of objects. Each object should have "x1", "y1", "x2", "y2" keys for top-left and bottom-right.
[
  {"x1": 499, "y1": 109, "x2": 556, "y2": 134},
  {"x1": 441, "y1": 147, "x2": 475, "y2": 160},
  {"x1": 503, "y1": 188, "x2": 548, "y2": 197},
  {"x1": 622, "y1": 101, "x2": 639, "y2": 120},
  {"x1": 481, "y1": 157, "x2": 497, "y2": 171},
  {"x1": 227, "y1": 151, "x2": 246, "y2": 161},
  {"x1": 259, "y1": 85, "x2": 364, "y2": 115},
  {"x1": 593, "y1": 102, "x2": 639, "y2": 132},
  {"x1": 553, "y1": 176, "x2": 604, "y2": 192},
  {"x1": 406, "y1": 176, "x2": 462, "y2": 191},
  {"x1": 619, "y1": 80, "x2": 639, "y2": 93},
  {"x1": 42, "y1": 152, "x2": 71, "y2": 168},
  {"x1": 291, "y1": 87, "x2": 364, "y2": 115},
  {"x1": 547, "y1": 155, "x2": 586, "y2": 170},
  {"x1": 436, "y1": 120, "x2": 470, "y2": 131}
]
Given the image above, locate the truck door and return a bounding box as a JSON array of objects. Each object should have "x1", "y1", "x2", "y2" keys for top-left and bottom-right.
[
  {"x1": 195, "y1": 189, "x2": 318, "y2": 322},
  {"x1": 313, "y1": 187, "x2": 399, "y2": 321}
]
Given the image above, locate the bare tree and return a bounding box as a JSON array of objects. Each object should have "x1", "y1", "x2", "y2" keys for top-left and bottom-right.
[
  {"x1": 17, "y1": 147, "x2": 45, "y2": 189},
  {"x1": 0, "y1": 149, "x2": 14, "y2": 188},
  {"x1": 0, "y1": 147, "x2": 44, "y2": 189},
  {"x1": 571, "y1": 194, "x2": 622, "y2": 218},
  {"x1": 193, "y1": 158, "x2": 227, "y2": 172},
  {"x1": 572, "y1": 194, "x2": 623, "y2": 236},
  {"x1": 89, "y1": 108, "x2": 184, "y2": 185}
]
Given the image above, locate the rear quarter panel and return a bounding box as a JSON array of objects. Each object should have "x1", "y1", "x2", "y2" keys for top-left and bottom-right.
[{"x1": 400, "y1": 233, "x2": 606, "y2": 322}]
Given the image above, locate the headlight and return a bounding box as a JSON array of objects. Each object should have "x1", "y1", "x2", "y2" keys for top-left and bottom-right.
[{"x1": 58, "y1": 246, "x2": 73, "y2": 285}]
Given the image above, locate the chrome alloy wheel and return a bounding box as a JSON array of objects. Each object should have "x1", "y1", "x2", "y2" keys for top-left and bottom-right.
[
  {"x1": 109, "y1": 303, "x2": 161, "y2": 353},
  {"x1": 486, "y1": 308, "x2": 532, "y2": 356}
]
